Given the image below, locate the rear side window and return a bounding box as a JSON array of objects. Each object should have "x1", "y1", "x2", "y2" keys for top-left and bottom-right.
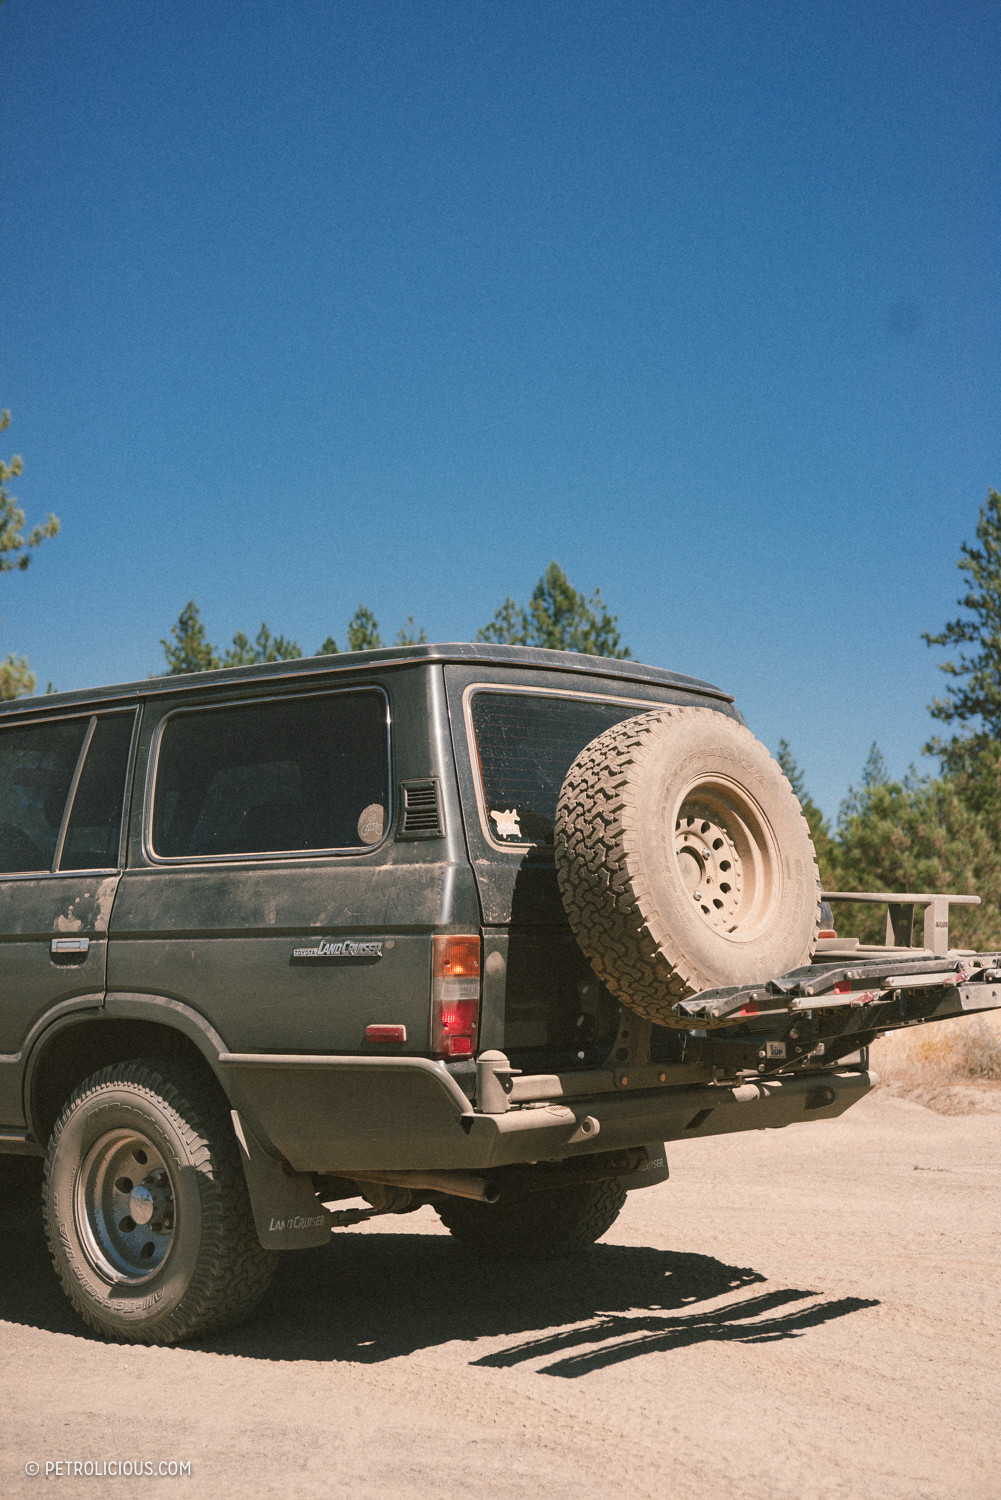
[
  {"x1": 0, "y1": 718, "x2": 89, "y2": 873},
  {"x1": 150, "y1": 689, "x2": 390, "y2": 859},
  {"x1": 61, "y1": 713, "x2": 136, "y2": 871},
  {"x1": 469, "y1": 691, "x2": 649, "y2": 845}
]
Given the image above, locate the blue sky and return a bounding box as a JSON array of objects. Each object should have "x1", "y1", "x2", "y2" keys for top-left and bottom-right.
[{"x1": 1, "y1": 0, "x2": 998, "y2": 818}]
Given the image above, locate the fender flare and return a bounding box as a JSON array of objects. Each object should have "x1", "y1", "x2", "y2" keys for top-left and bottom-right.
[{"x1": 22, "y1": 993, "x2": 328, "y2": 1250}]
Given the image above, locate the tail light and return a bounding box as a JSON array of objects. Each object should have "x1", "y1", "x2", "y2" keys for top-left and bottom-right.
[{"x1": 432, "y1": 935, "x2": 480, "y2": 1058}]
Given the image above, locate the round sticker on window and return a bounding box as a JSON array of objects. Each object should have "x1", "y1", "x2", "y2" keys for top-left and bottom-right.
[{"x1": 357, "y1": 803, "x2": 385, "y2": 845}]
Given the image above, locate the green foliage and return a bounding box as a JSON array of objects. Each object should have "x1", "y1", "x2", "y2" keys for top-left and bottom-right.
[
  {"x1": 395, "y1": 615, "x2": 428, "y2": 647},
  {"x1": 921, "y1": 490, "x2": 1001, "y2": 833},
  {"x1": 346, "y1": 606, "x2": 382, "y2": 652},
  {"x1": 776, "y1": 738, "x2": 834, "y2": 862},
  {"x1": 832, "y1": 760, "x2": 1000, "y2": 948},
  {"x1": 477, "y1": 561, "x2": 630, "y2": 658},
  {"x1": 0, "y1": 654, "x2": 35, "y2": 701},
  {"x1": 223, "y1": 624, "x2": 303, "y2": 667},
  {"x1": 0, "y1": 411, "x2": 60, "y2": 700},
  {"x1": 924, "y1": 490, "x2": 1001, "y2": 736},
  {"x1": 0, "y1": 411, "x2": 60, "y2": 575},
  {"x1": 160, "y1": 601, "x2": 221, "y2": 674},
  {"x1": 780, "y1": 734, "x2": 1001, "y2": 949},
  {"x1": 934, "y1": 734, "x2": 1001, "y2": 826},
  {"x1": 159, "y1": 600, "x2": 431, "y2": 674}
]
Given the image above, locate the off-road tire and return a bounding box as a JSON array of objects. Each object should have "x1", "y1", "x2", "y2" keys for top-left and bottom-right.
[
  {"x1": 43, "y1": 1058, "x2": 278, "y2": 1344},
  {"x1": 436, "y1": 1178, "x2": 626, "y2": 1257},
  {"x1": 556, "y1": 707, "x2": 820, "y2": 1023}
]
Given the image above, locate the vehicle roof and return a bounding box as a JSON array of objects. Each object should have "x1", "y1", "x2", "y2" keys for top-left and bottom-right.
[{"x1": 0, "y1": 642, "x2": 733, "y2": 716}]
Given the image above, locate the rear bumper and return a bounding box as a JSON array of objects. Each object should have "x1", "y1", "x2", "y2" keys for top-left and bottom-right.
[{"x1": 216, "y1": 1051, "x2": 876, "y2": 1173}]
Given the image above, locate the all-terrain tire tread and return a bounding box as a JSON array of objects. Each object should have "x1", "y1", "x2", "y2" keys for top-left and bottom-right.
[
  {"x1": 555, "y1": 708, "x2": 821, "y2": 1023},
  {"x1": 436, "y1": 1177, "x2": 627, "y2": 1258},
  {"x1": 43, "y1": 1058, "x2": 278, "y2": 1345}
]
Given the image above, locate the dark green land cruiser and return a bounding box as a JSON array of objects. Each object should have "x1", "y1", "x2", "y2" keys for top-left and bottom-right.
[{"x1": 1, "y1": 643, "x2": 997, "y2": 1344}]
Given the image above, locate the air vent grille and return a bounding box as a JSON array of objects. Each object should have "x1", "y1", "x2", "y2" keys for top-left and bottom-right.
[{"x1": 399, "y1": 778, "x2": 445, "y2": 839}]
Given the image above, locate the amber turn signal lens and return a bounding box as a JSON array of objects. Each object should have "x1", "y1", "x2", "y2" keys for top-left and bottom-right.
[{"x1": 433, "y1": 934, "x2": 481, "y2": 978}]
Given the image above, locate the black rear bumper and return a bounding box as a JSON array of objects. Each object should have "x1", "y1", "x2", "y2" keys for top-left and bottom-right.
[{"x1": 216, "y1": 1051, "x2": 876, "y2": 1173}]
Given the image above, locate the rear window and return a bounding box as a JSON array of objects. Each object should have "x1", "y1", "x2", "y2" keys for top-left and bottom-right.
[
  {"x1": 151, "y1": 689, "x2": 389, "y2": 859},
  {"x1": 469, "y1": 691, "x2": 650, "y2": 845}
]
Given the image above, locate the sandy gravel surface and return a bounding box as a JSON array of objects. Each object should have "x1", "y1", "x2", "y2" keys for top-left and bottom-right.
[{"x1": 1, "y1": 1087, "x2": 998, "y2": 1500}]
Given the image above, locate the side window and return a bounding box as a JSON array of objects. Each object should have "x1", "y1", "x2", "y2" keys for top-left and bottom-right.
[
  {"x1": 0, "y1": 718, "x2": 89, "y2": 874},
  {"x1": 60, "y1": 713, "x2": 136, "y2": 871},
  {"x1": 151, "y1": 690, "x2": 390, "y2": 859}
]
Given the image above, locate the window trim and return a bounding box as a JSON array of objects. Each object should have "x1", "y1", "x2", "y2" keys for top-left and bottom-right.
[
  {"x1": 143, "y1": 685, "x2": 393, "y2": 866},
  {"x1": 461, "y1": 682, "x2": 660, "y2": 853},
  {"x1": 0, "y1": 706, "x2": 138, "y2": 880},
  {"x1": 56, "y1": 707, "x2": 140, "y2": 875},
  {"x1": 51, "y1": 717, "x2": 96, "y2": 871}
]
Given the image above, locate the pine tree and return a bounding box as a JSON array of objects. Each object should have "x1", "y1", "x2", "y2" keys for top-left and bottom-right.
[
  {"x1": 924, "y1": 490, "x2": 1001, "y2": 736},
  {"x1": 833, "y1": 761, "x2": 1000, "y2": 948},
  {"x1": 346, "y1": 606, "x2": 382, "y2": 652},
  {"x1": 0, "y1": 655, "x2": 35, "y2": 700},
  {"x1": 160, "y1": 601, "x2": 221, "y2": 674},
  {"x1": 0, "y1": 410, "x2": 60, "y2": 700},
  {"x1": 0, "y1": 411, "x2": 59, "y2": 575},
  {"x1": 776, "y1": 739, "x2": 834, "y2": 868},
  {"x1": 921, "y1": 489, "x2": 1001, "y2": 831},
  {"x1": 223, "y1": 624, "x2": 302, "y2": 666},
  {"x1": 395, "y1": 616, "x2": 428, "y2": 646},
  {"x1": 477, "y1": 562, "x2": 630, "y2": 658}
]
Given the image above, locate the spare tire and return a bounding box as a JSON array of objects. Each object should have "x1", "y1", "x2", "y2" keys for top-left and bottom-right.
[{"x1": 555, "y1": 707, "x2": 820, "y2": 1024}]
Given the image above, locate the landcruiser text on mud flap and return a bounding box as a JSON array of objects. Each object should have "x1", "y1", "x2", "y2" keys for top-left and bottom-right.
[{"x1": 0, "y1": 643, "x2": 996, "y2": 1343}]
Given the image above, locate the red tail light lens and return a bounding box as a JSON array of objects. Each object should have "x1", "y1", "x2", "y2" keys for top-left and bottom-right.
[{"x1": 432, "y1": 935, "x2": 481, "y2": 1058}]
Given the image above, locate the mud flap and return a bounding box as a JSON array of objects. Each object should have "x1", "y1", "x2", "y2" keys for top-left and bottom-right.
[
  {"x1": 623, "y1": 1143, "x2": 670, "y2": 1191},
  {"x1": 230, "y1": 1110, "x2": 333, "y2": 1250}
]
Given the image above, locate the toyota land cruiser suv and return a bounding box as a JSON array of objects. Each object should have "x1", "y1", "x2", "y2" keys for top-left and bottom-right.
[{"x1": 1, "y1": 643, "x2": 996, "y2": 1344}]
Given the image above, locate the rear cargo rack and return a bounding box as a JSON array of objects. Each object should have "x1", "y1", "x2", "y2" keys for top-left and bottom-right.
[
  {"x1": 820, "y1": 889, "x2": 981, "y2": 955},
  {"x1": 672, "y1": 953, "x2": 1001, "y2": 1026},
  {"x1": 476, "y1": 890, "x2": 999, "y2": 1108}
]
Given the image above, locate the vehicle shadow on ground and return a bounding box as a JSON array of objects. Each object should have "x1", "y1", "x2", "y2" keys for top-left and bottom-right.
[{"x1": 0, "y1": 1167, "x2": 878, "y2": 1375}]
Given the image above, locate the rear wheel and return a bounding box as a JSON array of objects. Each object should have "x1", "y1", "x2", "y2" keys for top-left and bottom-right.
[
  {"x1": 43, "y1": 1059, "x2": 278, "y2": 1344},
  {"x1": 436, "y1": 1178, "x2": 626, "y2": 1258}
]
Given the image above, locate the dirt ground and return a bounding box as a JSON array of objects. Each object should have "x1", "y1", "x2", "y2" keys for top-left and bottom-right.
[{"x1": 2, "y1": 1086, "x2": 999, "y2": 1500}]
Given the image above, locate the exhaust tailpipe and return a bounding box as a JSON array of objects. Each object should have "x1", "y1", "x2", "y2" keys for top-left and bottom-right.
[{"x1": 347, "y1": 1169, "x2": 500, "y2": 1204}]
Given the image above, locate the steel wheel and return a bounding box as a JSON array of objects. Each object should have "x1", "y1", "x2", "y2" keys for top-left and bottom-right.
[
  {"x1": 675, "y1": 776, "x2": 780, "y2": 943},
  {"x1": 44, "y1": 1059, "x2": 278, "y2": 1343},
  {"x1": 75, "y1": 1128, "x2": 177, "y2": 1284}
]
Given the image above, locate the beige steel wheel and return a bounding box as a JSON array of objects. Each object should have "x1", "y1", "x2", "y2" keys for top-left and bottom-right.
[{"x1": 555, "y1": 707, "x2": 821, "y2": 1023}]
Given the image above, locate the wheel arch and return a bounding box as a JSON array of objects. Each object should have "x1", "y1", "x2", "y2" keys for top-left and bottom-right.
[{"x1": 25, "y1": 996, "x2": 231, "y2": 1147}]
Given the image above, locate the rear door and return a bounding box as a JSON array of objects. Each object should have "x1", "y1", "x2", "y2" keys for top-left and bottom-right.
[
  {"x1": 0, "y1": 709, "x2": 137, "y2": 1126},
  {"x1": 444, "y1": 664, "x2": 735, "y2": 1071}
]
